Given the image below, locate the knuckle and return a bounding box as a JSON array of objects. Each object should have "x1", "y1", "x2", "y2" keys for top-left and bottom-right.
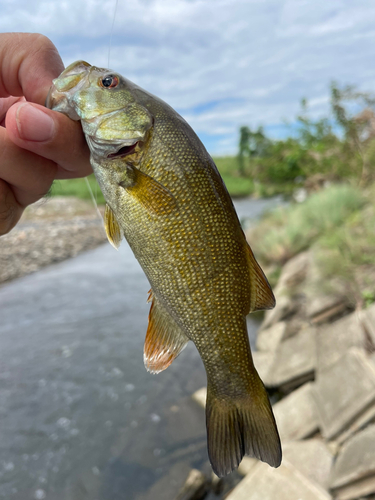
[{"x1": 0, "y1": 183, "x2": 23, "y2": 236}]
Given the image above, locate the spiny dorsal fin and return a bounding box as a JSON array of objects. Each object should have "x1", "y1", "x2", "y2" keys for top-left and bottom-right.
[
  {"x1": 144, "y1": 290, "x2": 189, "y2": 374},
  {"x1": 104, "y1": 204, "x2": 123, "y2": 249},
  {"x1": 121, "y1": 166, "x2": 177, "y2": 216},
  {"x1": 246, "y1": 243, "x2": 275, "y2": 312}
]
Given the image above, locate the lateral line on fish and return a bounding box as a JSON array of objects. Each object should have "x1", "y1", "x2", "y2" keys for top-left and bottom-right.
[{"x1": 108, "y1": 0, "x2": 119, "y2": 67}]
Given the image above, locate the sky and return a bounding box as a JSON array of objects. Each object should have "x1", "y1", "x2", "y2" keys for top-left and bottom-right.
[{"x1": 2, "y1": 0, "x2": 375, "y2": 155}]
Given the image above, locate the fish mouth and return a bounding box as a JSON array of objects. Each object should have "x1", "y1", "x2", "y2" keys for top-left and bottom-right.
[{"x1": 107, "y1": 141, "x2": 140, "y2": 159}]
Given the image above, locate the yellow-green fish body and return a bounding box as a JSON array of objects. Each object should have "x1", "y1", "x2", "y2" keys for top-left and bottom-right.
[{"x1": 47, "y1": 61, "x2": 281, "y2": 476}]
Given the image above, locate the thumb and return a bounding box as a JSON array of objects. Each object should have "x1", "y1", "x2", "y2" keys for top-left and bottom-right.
[{"x1": 5, "y1": 101, "x2": 92, "y2": 179}]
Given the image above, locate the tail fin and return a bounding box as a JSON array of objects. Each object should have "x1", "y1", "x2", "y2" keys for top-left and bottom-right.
[{"x1": 206, "y1": 381, "x2": 281, "y2": 477}]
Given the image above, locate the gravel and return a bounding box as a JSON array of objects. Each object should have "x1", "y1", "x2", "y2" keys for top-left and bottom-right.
[{"x1": 0, "y1": 197, "x2": 107, "y2": 285}]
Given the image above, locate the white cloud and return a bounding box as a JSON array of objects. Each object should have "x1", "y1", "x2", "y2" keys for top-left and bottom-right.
[{"x1": 2, "y1": 0, "x2": 375, "y2": 154}]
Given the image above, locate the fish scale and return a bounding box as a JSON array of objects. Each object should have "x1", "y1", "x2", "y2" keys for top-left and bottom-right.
[{"x1": 46, "y1": 60, "x2": 281, "y2": 477}]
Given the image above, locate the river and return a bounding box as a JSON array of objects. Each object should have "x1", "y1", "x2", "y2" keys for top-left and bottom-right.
[{"x1": 0, "y1": 196, "x2": 283, "y2": 500}]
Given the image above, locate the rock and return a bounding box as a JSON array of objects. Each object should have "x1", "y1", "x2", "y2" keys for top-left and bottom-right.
[
  {"x1": 174, "y1": 469, "x2": 209, "y2": 500},
  {"x1": 330, "y1": 425, "x2": 375, "y2": 500},
  {"x1": 313, "y1": 348, "x2": 375, "y2": 440},
  {"x1": 283, "y1": 439, "x2": 333, "y2": 489},
  {"x1": 272, "y1": 382, "x2": 319, "y2": 442},
  {"x1": 260, "y1": 294, "x2": 297, "y2": 331},
  {"x1": 0, "y1": 197, "x2": 106, "y2": 284},
  {"x1": 260, "y1": 252, "x2": 311, "y2": 331},
  {"x1": 252, "y1": 351, "x2": 276, "y2": 385},
  {"x1": 256, "y1": 322, "x2": 286, "y2": 351},
  {"x1": 276, "y1": 251, "x2": 311, "y2": 289},
  {"x1": 306, "y1": 294, "x2": 347, "y2": 321},
  {"x1": 310, "y1": 301, "x2": 349, "y2": 325},
  {"x1": 192, "y1": 387, "x2": 206, "y2": 408},
  {"x1": 316, "y1": 312, "x2": 365, "y2": 373},
  {"x1": 266, "y1": 327, "x2": 316, "y2": 390},
  {"x1": 225, "y1": 459, "x2": 332, "y2": 500},
  {"x1": 237, "y1": 457, "x2": 258, "y2": 476},
  {"x1": 360, "y1": 303, "x2": 375, "y2": 348}
]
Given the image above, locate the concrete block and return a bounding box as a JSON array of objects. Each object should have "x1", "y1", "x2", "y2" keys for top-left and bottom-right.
[
  {"x1": 316, "y1": 312, "x2": 365, "y2": 373},
  {"x1": 306, "y1": 294, "x2": 347, "y2": 321},
  {"x1": 313, "y1": 348, "x2": 375, "y2": 440},
  {"x1": 192, "y1": 387, "x2": 206, "y2": 408},
  {"x1": 360, "y1": 303, "x2": 375, "y2": 347},
  {"x1": 330, "y1": 425, "x2": 375, "y2": 500},
  {"x1": 226, "y1": 459, "x2": 332, "y2": 500},
  {"x1": 256, "y1": 321, "x2": 286, "y2": 352},
  {"x1": 252, "y1": 350, "x2": 276, "y2": 385},
  {"x1": 273, "y1": 382, "x2": 319, "y2": 442},
  {"x1": 283, "y1": 439, "x2": 333, "y2": 489},
  {"x1": 267, "y1": 327, "x2": 316, "y2": 390}
]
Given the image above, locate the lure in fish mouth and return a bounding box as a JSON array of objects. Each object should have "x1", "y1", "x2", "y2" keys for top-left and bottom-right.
[{"x1": 47, "y1": 60, "x2": 281, "y2": 477}]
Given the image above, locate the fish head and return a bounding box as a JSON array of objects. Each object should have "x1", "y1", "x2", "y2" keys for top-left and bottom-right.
[{"x1": 46, "y1": 60, "x2": 153, "y2": 160}]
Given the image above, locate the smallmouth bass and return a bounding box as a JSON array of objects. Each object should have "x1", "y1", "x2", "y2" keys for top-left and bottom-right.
[{"x1": 46, "y1": 61, "x2": 281, "y2": 477}]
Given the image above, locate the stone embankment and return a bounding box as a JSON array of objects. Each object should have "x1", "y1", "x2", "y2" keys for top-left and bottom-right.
[
  {"x1": 191, "y1": 250, "x2": 375, "y2": 500},
  {"x1": 0, "y1": 197, "x2": 107, "y2": 285}
]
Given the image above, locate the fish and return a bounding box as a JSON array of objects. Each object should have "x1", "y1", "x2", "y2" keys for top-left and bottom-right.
[{"x1": 46, "y1": 61, "x2": 282, "y2": 477}]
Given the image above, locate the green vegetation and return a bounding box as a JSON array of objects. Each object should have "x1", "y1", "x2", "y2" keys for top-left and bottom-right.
[
  {"x1": 249, "y1": 183, "x2": 375, "y2": 307},
  {"x1": 235, "y1": 83, "x2": 375, "y2": 195},
  {"x1": 51, "y1": 175, "x2": 105, "y2": 204},
  {"x1": 250, "y1": 184, "x2": 366, "y2": 265}
]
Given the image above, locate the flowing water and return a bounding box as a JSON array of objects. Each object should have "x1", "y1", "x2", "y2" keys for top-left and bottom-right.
[{"x1": 0, "y1": 196, "x2": 283, "y2": 500}]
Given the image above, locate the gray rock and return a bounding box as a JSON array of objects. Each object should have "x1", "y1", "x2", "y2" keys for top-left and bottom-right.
[
  {"x1": 261, "y1": 294, "x2": 297, "y2": 331},
  {"x1": 283, "y1": 439, "x2": 333, "y2": 489},
  {"x1": 273, "y1": 382, "x2": 319, "y2": 442},
  {"x1": 306, "y1": 294, "x2": 347, "y2": 321},
  {"x1": 316, "y1": 312, "x2": 365, "y2": 374},
  {"x1": 277, "y1": 251, "x2": 311, "y2": 289},
  {"x1": 174, "y1": 469, "x2": 209, "y2": 500},
  {"x1": 267, "y1": 327, "x2": 317, "y2": 390},
  {"x1": 313, "y1": 348, "x2": 375, "y2": 440},
  {"x1": 252, "y1": 351, "x2": 276, "y2": 385},
  {"x1": 330, "y1": 425, "x2": 375, "y2": 500},
  {"x1": 226, "y1": 459, "x2": 332, "y2": 500},
  {"x1": 256, "y1": 322, "x2": 287, "y2": 352},
  {"x1": 360, "y1": 304, "x2": 375, "y2": 348},
  {"x1": 260, "y1": 252, "x2": 311, "y2": 330}
]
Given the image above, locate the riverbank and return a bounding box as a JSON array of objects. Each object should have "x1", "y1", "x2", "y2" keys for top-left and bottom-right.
[{"x1": 0, "y1": 197, "x2": 107, "y2": 285}]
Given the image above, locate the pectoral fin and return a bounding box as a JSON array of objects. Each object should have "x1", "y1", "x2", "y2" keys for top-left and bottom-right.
[
  {"x1": 246, "y1": 243, "x2": 276, "y2": 312},
  {"x1": 144, "y1": 290, "x2": 189, "y2": 374},
  {"x1": 120, "y1": 166, "x2": 177, "y2": 216},
  {"x1": 104, "y1": 204, "x2": 123, "y2": 249}
]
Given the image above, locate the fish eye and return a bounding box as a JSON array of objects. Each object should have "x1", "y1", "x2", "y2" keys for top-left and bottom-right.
[{"x1": 100, "y1": 74, "x2": 119, "y2": 89}]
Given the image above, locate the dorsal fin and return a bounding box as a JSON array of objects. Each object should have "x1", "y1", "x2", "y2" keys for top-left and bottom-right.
[
  {"x1": 144, "y1": 290, "x2": 189, "y2": 374},
  {"x1": 104, "y1": 204, "x2": 123, "y2": 249},
  {"x1": 246, "y1": 243, "x2": 276, "y2": 312}
]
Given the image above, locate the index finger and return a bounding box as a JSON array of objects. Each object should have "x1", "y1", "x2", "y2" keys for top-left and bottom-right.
[{"x1": 0, "y1": 33, "x2": 64, "y2": 105}]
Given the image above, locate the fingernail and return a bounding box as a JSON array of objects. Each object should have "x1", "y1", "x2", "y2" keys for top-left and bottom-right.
[{"x1": 16, "y1": 103, "x2": 55, "y2": 142}]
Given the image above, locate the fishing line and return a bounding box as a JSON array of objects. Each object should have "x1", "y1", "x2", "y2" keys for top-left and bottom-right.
[
  {"x1": 85, "y1": 176, "x2": 106, "y2": 232},
  {"x1": 108, "y1": 0, "x2": 119, "y2": 67}
]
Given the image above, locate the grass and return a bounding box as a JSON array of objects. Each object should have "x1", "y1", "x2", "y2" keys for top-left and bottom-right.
[
  {"x1": 50, "y1": 156, "x2": 256, "y2": 201},
  {"x1": 249, "y1": 182, "x2": 375, "y2": 307},
  {"x1": 249, "y1": 184, "x2": 367, "y2": 266},
  {"x1": 51, "y1": 174, "x2": 105, "y2": 204}
]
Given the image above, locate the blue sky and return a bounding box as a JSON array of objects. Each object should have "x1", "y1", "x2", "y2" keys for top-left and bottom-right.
[{"x1": 2, "y1": 0, "x2": 375, "y2": 155}]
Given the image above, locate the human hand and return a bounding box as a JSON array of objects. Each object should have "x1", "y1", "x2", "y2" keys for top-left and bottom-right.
[{"x1": 0, "y1": 33, "x2": 91, "y2": 235}]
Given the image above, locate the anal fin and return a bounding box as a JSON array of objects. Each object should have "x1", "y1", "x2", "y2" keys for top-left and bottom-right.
[
  {"x1": 246, "y1": 243, "x2": 276, "y2": 312},
  {"x1": 144, "y1": 290, "x2": 189, "y2": 374},
  {"x1": 104, "y1": 204, "x2": 123, "y2": 249}
]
